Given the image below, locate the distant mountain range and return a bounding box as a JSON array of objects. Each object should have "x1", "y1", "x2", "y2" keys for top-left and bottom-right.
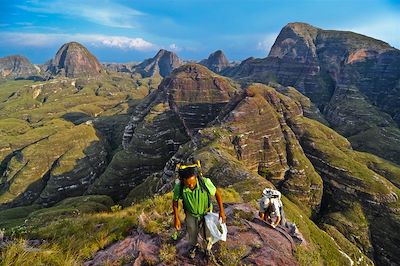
[{"x1": 1, "y1": 44, "x2": 236, "y2": 79}]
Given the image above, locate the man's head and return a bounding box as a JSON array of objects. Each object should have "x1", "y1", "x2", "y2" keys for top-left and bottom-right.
[{"x1": 178, "y1": 166, "x2": 197, "y2": 190}]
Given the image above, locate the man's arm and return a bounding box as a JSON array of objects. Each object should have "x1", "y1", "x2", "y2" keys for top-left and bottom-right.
[
  {"x1": 215, "y1": 188, "x2": 226, "y2": 223},
  {"x1": 172, "y1": 200, "x2": 181, "y2": 230}
]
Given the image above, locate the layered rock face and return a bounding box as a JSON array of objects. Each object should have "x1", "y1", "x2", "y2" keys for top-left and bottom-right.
[
  {"x1": 46, "y1": 42, "x2": 103, "y2": 78},
  {"x1": 156, "y1": 82, "x2": 399, "y2": 265},
  {"x1": 89, "y1": 64, "x2": 239, "y2": 200},
  {"x1": 158, "y1": 83, "x2": 324, "y2": 215},
  {"x1": 0, "y1": 55, "x2": 39, "y2": 78},
  {"x1": 165, "y1": 64, "x2": 239, "y2": 135},
  {"x1": 211, "y1": 84, "x2": 324, "y2": 214},
  {"x1": 225, "y1": 22, "x2": 400, "y2": 164},
  {"x1": 132, "y1": 49, "x2": 183, "y2": 78},
  {"x1": 293, "y1": 117, "x2": 400, "y2": 265},
  {"x1": 199, "y1": 50, "x2": 230, "y2": 73}
]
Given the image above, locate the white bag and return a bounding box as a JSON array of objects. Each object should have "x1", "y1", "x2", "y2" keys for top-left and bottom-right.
[{"x1": 204, "y1": 212, "x2": 227, "y2": 244}]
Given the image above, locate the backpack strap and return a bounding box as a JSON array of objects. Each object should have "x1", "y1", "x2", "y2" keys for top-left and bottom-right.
[{"x1": 195, "y1": 160, "x2": 211, "y2": 210}]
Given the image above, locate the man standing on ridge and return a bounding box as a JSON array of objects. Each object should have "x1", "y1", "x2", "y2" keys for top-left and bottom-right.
[{"x1": 172, "y1": 161, "x2": 226, "y2": 260}]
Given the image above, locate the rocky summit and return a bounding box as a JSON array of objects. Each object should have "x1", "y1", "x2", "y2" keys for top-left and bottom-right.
[
  {"x1": 0, "y1": 55, "x2": 39, "y2": 78},
  {"x1": 200, "y1": 50, "x2": 230, "y2": 73},
  {"x1": 225, "y1": 22, "x2": 400, "y2": 165},
  {"x1": 132, "y1": 49, "x2": 183, "y2": 78},
  {"x1": 45, "y1": 42, "x2": 103, "y2": 78}
]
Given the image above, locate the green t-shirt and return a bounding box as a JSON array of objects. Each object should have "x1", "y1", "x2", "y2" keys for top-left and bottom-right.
[{"x1": 173, "y1": 177, "x2": 217, "y2": 218}]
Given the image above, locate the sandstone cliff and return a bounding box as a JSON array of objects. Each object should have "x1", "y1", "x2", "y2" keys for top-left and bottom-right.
[
  {"x1": 225, "y1": 22, "x2": 400, "y2": 165},
  {"x1": 89, "y1": 64, "x2": 239, "y2": 200},
  {"x1": 46, "y1": 42, "x2": 103, "y2": 78}
]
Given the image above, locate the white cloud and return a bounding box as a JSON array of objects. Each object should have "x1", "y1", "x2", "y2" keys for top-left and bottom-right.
[
  {"x1": 168, "y1": 43, "x2": 181, "y2": 51},
  {"x1": 0, "y1": 32, "x2": 158, "y2": 51},
  {"x1": 16, "y1": 0, "x2": 144, "y2": 29},
  {"x1": 257, "y1": 33, "x2": 278, "y2": 53},
  {"x1": 93, "y1": 35, "x2": 156, "y2": 50}
]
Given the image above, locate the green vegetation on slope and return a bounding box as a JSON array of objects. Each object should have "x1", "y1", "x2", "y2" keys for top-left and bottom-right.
[{"x1": 0, "y1": 73, "x2": 161, "y2": 206}]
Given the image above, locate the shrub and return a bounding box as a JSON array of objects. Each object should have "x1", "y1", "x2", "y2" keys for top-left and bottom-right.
[{"x1": 110, "y1": 204, "x2": 122, "y2": 212}]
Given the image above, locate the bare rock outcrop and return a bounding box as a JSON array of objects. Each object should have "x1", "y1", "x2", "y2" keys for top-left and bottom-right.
[
  {"x1": 46, "y1": 42, "x2": 102, "y2": 78},
  {"x1": 0, "y1": 55, "x2": 39, "y2": 78},
  {"x1": 199, "y1": 50, "x2": 230, "y2": 73},
  {"x1": 85, "y1": 203, "x2": 299, "y2": 266}
]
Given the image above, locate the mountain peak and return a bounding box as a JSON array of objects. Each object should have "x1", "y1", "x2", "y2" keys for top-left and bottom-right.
[
  {"x1": 199, "y1": 49, "x2": 229, "y2": 73},
  {"x1": 269, "y1": 22, "x2": 393, "y2": 61},
  {"x1": 46, "y1": 41, "x2": 102, "y2": 78},
  {"x1": 268, "y1": 22, "x2": 319, "y2": 60},
  {"x1": 155, "y1": 49, "x2": 168, "y2": 55},
  {"x1": 133, "y1": 49, "x2": 182, "y2": 78},
  {"x1": 0, "y1": 54, "x2": 39, "y2": 78},
  {"x1": 285, "y1": 22, "x2": 320, "y2": 32}
]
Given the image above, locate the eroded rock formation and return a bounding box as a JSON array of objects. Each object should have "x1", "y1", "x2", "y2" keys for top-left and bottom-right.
[
  {"x1": 132, "y1": 49, "x2": 183, "y2": 78},
  {"x1": 89, "y1": 64, "x2": 239, "y2": 200},
  {"x1": 225, "y1": 22, "x2": 400, "y2": 164},
  {"x1": 46, "y1": 42, "x2": 103, "y2": 78}
]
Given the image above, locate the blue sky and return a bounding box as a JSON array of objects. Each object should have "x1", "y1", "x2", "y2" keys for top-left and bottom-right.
[{"x1": 1, "y1": 0, "x2": 399, "y2": 63}]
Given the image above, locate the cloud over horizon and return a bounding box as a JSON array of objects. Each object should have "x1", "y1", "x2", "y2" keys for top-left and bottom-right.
[{"x1": 0, "y1": 32, "x2": 158, "y2": 51}]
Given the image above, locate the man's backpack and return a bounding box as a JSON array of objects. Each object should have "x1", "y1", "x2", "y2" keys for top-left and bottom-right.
[
  {"x1": 261, "y1": 188, "x2": 285, "y2": 225},
  {"x1": 262, "y1": 188, "x2": 282, "y2": 206}
]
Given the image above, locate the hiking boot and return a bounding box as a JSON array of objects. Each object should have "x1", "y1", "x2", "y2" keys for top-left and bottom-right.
[{"x1": 188, "y1": 245, "x2": 197, "y2": 259}]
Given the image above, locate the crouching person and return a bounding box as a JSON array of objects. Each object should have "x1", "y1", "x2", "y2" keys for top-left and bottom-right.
[
  {"x1": 259, "y1": 188, "x2": 285, "y2": 228},
  {"x1": 259, "y1": 188, "x2": 304, "y2": 243},
  {"x1": 172, "y1": 162, "x2": 226, "y2": 259}
]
